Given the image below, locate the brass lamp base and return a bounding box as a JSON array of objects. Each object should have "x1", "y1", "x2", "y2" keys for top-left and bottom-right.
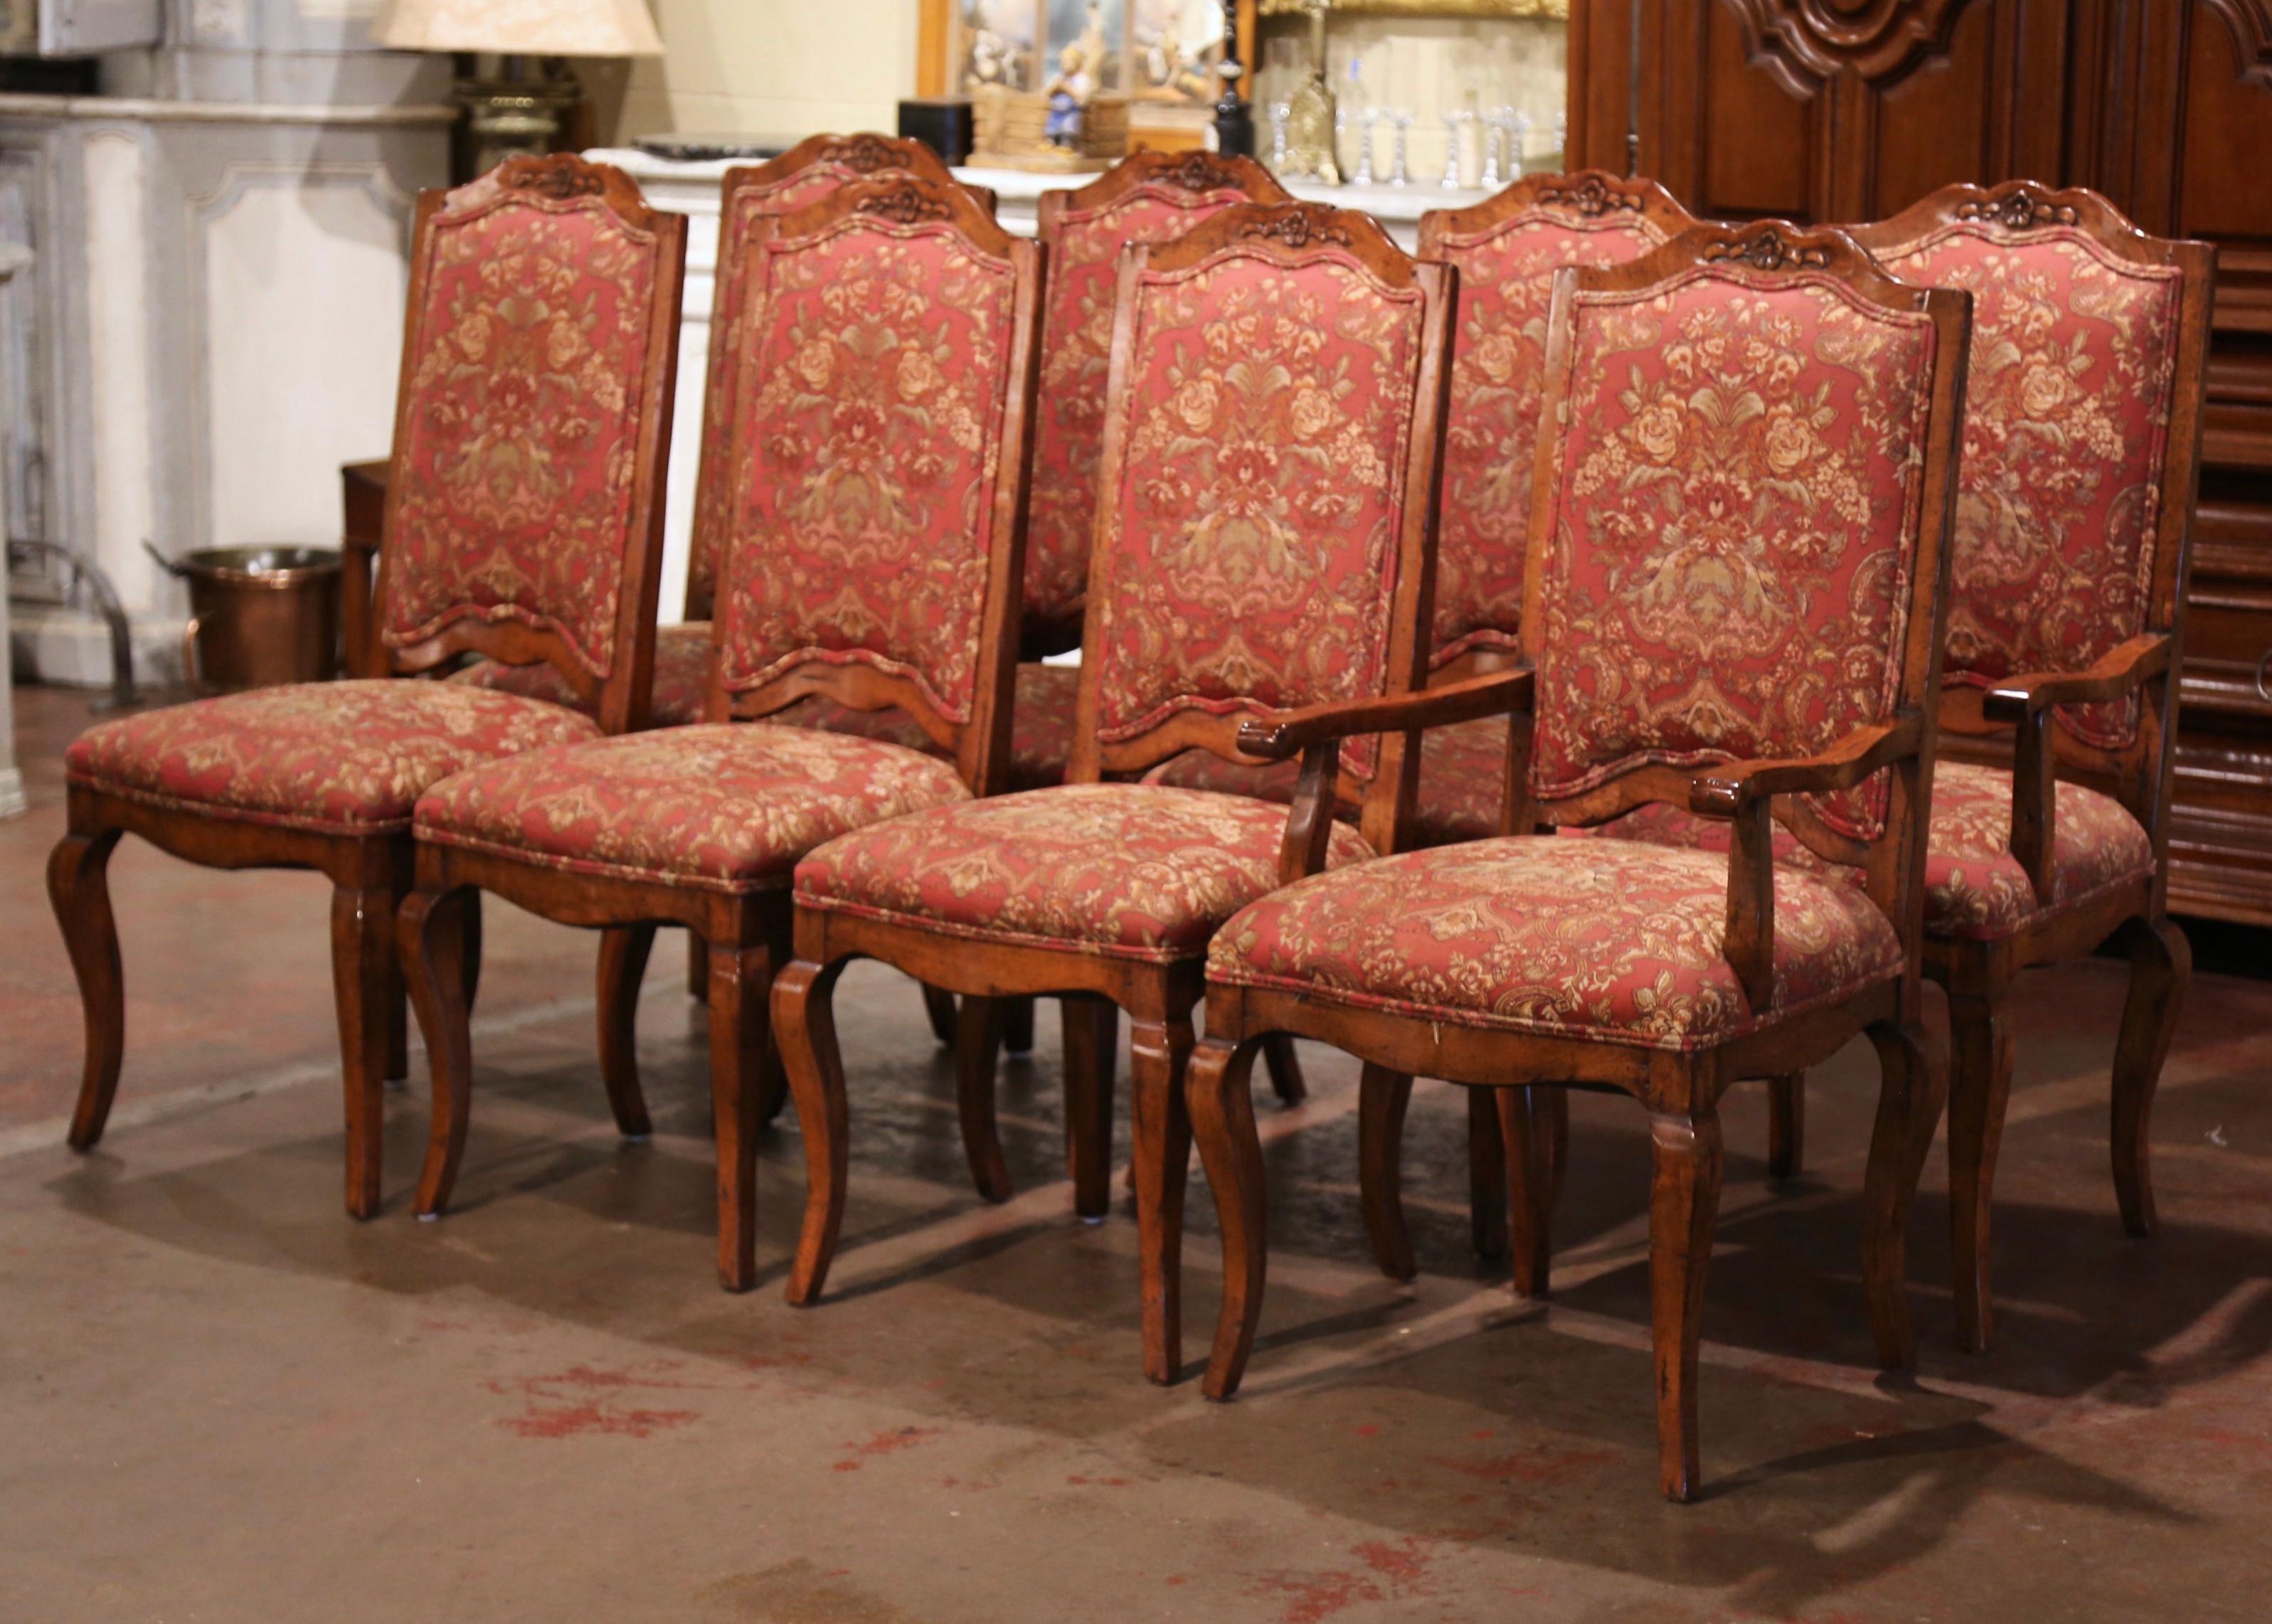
[{"x1": 457, "y1": 75, "x2": 580, "y2": 179}]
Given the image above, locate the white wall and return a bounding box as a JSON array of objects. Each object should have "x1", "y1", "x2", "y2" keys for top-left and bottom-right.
[{"x1": 616, "y1": 0, "x2": 921, "y2": 144}]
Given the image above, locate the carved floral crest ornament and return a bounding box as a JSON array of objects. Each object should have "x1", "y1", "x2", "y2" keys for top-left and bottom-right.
[
  {"x1": 1702, "y1": 226, "x2": 1832, "y2": 272},
  {"x1": 1954, "y1": 187, "x2": 2081, "y2": 233},
  {"x1": 1235, "y1": 203, "x2": 1357, "y2": 251}
]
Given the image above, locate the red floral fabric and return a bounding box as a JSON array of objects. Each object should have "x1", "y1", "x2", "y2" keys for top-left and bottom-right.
[
  {"x1": 687, "y1": 163, "x2": 910, "y2": 615},
  {"x1": 66, "y1": 680, "x2": 599, "y2": 836},
  {"x1": 379, "y1": 170, "x2": 664, "y2": 681},
  {"x1": 795, "y1": 782, "x2": 1374, "y2": 964},
  {"x1": 1529, "y1": 270, "x2": 1939, "y2": 841},
  {"x1": 1875, "y1": 226, "x2": 2185, "y2": 749},
  {"x1": 1210, "y1": 837, "x2": 1901, "y2": 1053},
  {"x1": 455, "y1": 621, "x2": 713, "y2": 724},
  {"x1": 1027, "y1": 184, "x2": 1273, "y2": 625},
  {"x1": 1578, "y1": 760, "x2": 2154, "y2": 943},
  {"x1": 1429, "y1": 211, "x2": 1670, "y2": 669},
  {"x1": 1088, "y1": 249, "x2": 1427, "y2": 780},
  {"x1": 712, "y1": 216, "x2": 1019, "y2": 728},
  {"x1": 772, "y1": 660, "x2": 1079, "y2": 793},
  {"x1": 414, "y1": 723, "x2": 970, "y2": 893}
]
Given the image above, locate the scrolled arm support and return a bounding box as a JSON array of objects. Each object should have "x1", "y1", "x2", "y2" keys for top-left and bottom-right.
[
  {"x1": 1684, "y1": 714, "x2": 1924, "y2": 1017},
  {"x1": 1980, "y1": 635, "x2": 2168, "y2": 903},
  {"x1": 1255, "y1": 668, "x2": 1536, "y2": 886}
]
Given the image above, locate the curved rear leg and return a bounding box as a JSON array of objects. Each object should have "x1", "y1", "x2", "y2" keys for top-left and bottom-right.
[
  {"x1": 1002, "y1": 995, "x2": 1036, "y2": 1056},
  {"x1": 402, "y1": 886, "x2": 474, "y2": 1220},
  {"x1": 706, "y1": 938, "x2": 777, "y2": 1293},
  {"x1": 954, "y1": 996, "x2": 1014, "y2": 1203},
  {"x1": 596, "y1": 925, "x2": 657, "y2": 1140},
  {"x1": 332, "y1": 881, "x2": 401, "y2": 1219},
  {"x1": 1188, "y1": 1035, "x2": 1263, "y2": 1399},
  {"x1": 1260, "y1": 1034, "x2": 1307, "y2": 1105},
  {"x1": 1357, "y1": 1066, "x2": 1416, "y2": 1280},
  {"x1": 1648, "y1": 1104, "x2": 1724, "y2": 1504},
  {"x1": 1864, "y1": 1018, "x2": 1946, "y2": 1367},
  {"x1": 1131, "y1": 1011, "x2": 1196, "y2": 1386},
  {"x1": 775, "y1": 957, "x2": 849, "y2": 1305},
  {"x1": 1467, "y1": 1086, "x2": 1508, "y2": 1261},
  {"x1": 1061, "y1": 994, "x2": 1120, "y2": 1221},
  {"x1": 2112, "y1": 916, "x2": 2189, "y2": 1241},
  {"x1": 1945, "y1": 992, "x2": 2011, "y2": 1354},
  {"x1": 51, "y1": 828, "x2": 125, "y2": 1153},
  {"x1": 920, "y1": 983, "x2": 957, "y2": 1046},
  {"x1": 1501, "y1": 1086, "x2": 1558, "y2": 1300},
  {"x1": 1766, "y1": 1072, "x2": 1805, "y2": 1180}
]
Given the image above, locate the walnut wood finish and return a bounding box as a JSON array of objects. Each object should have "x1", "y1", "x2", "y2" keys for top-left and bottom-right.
[
  {"x1": 53, "y1": 154, "x2": 686, "y2": 1218},
  {"x1": 1570, "y1": 0, "x2": 2272, "y2": 925},
  {"x1": 398, "y1": 174, "x2": 1044, "y2": 1290},
  {"x1": 1733, "y1": 183, "x2": 2220, "y2": 1354},
  {"x1": 1184, "y1": 220, "x2": 1971, "y2": 1500},
  {"x1": 773, "y1": 201, "x2": 1458, "y2": 1385}
]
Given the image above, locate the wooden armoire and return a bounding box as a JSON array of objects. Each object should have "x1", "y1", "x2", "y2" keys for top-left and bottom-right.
[{"x1": 1568, "y1": 0, "x2": 2272, "y2": 926}]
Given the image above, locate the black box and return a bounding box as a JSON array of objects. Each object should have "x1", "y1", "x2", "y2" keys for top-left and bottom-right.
[{"x1": 898, "y1": 97, "x2": 975, "y2": 168}]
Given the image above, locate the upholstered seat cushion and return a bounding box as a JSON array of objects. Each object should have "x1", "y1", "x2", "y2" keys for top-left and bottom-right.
[
  {"x1": 452, "y1": 648, "x2": 1079, "y2": 792},
  {"x1": 414, "y1": 723, "x2": 971, "y2": 893},
  {"x1": 795, "y1": 782, "x2": 1376, "y2": 964},
  {"x1": 1210, "y1": 837, "x2": 1903, "y2": 1053},
  {"x1": 455, "y1": 622, "x2": 713, "y2": 725},
  {"x1": 1581, "y1": 761, "x2": 2153, "y2": 943},
  {"x1": 65, "y1": 679, "x2": 600, "y2": 836}
]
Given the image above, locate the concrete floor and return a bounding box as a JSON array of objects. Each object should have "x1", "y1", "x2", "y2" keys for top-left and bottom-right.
[{"x1": 6, "y1": 684, "x2": 2272, "y2": 1623}]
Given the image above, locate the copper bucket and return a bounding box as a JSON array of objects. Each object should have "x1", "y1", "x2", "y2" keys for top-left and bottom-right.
[{"x1": 149, "y1": 544, "x2": 344, "y2": 693}]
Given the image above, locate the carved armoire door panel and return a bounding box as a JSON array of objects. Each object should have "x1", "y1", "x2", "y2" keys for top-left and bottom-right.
[{"x1": 1631, "y1": 0, "x2": 2084, "y2": 223}]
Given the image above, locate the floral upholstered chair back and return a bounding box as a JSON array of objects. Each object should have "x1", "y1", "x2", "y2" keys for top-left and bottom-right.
[
  {"x1": 1071, "y1": 202, "x2": 1456, "y2": 856},
  {"x1": 1417, "y1": 171, "x2": 1697, "y2": 677},
  {"x1": 707, "y1": 174, "x2": 1043, "y2": 797},
  {"x1": 1849, "y1": 183, "x2": 2214, "y2": 812},
  {"x1": 1024, "y1": 152, "x2": 1292, "y2": 652},
  {"x1": 373, "y1": 154, "x2": 686, "y2": 737},
  {"x1": 1522, "y1": 222, "x2": 1971, "y2": 931},
  {"x1": 685, "y1": 133, "x2": 967, "y2": 622}
]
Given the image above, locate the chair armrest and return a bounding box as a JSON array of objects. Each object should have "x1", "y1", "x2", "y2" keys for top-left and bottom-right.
[
  {"x1": 1684, "y1": 715, "x2": 1923, "y2": 1017},
  {"x1": 1687, "y1": 717, "x2": 1922, "y2": 819},
  {"x1": 1236, "y1": 667, "x2": 1534, "y2": 762},
  {"x1": 1980, "y1": 633, "x2": 2170, "y2": 724},
  {"x1": 1981, "y1": 635, "x2": 2168, "y2": 903}
]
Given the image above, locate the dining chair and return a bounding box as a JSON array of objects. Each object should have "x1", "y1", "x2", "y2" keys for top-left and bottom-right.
[
  {"x1": 769, "y1": 200, "x2": 1459, "y2": 1384},
  {"x1": 51, "y1": 153, "x2": 685, "y2": 1217},
  {"x1": 1183, "y1": 219, "x2": 1973, "y2": 1500},
  {"x1": 1610, "y1": 184, "x2": 2213, "y2": 1353},
  {"x1": 395, "y1": 172, "x2": 1043, "y2": 1291}
]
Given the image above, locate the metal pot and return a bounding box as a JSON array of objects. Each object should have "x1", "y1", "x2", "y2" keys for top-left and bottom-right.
[{"x1": 147, "y1": 543, "x2": 344, "y2": 694}]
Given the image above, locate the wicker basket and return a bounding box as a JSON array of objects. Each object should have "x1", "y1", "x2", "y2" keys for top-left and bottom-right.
[{"x1": 972, "y1": 85, "x2": 1130, "y2": 171}]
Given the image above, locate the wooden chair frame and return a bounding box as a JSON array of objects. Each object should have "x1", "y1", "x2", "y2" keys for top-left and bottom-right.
[
  {"x1": 1752, "y1": 181, "x2": 2214, "y2": 1353},
  {"x1": 989, "y1": 150, "x2": 1303, "y2": 1136},
  {"x1": 50, "y1": 154, "x2": 685, "y2": 1219},
  {"x1": 394, "y1": 174, "x2": 1044, "y2": 1291},
  {"x1": 1182, "y1": 221, "x2": 1973, "y2": 1501},
  {"x1": 770, "y1": 201, "x2": 1459, "y2": 1386}
]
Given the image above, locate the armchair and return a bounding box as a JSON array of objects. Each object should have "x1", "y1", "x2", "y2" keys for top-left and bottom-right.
[{"x1": 1182, "y1": 220, "x2": 1973, "y2": 1500}]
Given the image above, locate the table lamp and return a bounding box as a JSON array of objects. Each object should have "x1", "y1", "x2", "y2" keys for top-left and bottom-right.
[{"x1": 370, "y1": 0, "x2": 665, "y2": 178}]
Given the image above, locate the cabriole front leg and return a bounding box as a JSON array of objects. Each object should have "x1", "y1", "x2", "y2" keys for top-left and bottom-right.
[{"x1": 50, "y1": 826, "x2": 125, "y2": 1154}]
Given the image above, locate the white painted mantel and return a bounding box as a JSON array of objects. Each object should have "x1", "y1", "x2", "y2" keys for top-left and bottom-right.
[
  {"x1": 2, "y1": 92, "x2": 452, "y2": 686},
  {"x1": 585, "y1": 146, "x2": 1492, "y2": 624},
  {"x1": 0, "y1": 238, "x2": 26, "y2": 816}
]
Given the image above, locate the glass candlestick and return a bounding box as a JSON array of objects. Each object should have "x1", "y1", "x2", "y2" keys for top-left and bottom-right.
[
  {"x1": 1512, "y1": 110, "x2": 1534, "y2": 177},
  {"x1": 1389, "y1": 108, "x2": 1414, "y2": 188},
  {"x1": 1353, "y1": 105, "x2": 1380, "y2": 186},
  {"x1": 1440, "y1": 110, "x2": 1471, "y2": 189},
  {"x1": 1480, "y1": 106, "x2": 1510, "y2": 190},
  {"x1": 1270, "y1": 100, "x2": 1291, "y2": 171}
]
